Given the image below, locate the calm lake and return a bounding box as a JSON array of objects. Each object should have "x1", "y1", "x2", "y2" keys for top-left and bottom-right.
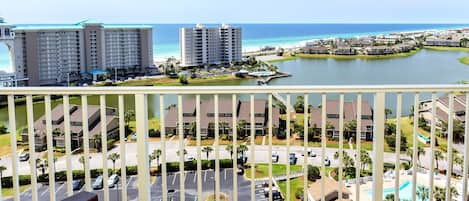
[{"x1": 1, "y1": 49, "x2": 469, "y2": 129}]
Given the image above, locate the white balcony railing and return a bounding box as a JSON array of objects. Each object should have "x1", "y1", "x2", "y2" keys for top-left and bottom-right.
[{"x1": 0, "y1": 85, "x2": 468, "y2": 201}]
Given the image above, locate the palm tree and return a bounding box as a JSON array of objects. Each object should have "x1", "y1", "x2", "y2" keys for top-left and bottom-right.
[
  {"x1": 202, "y1": 146, "x2": 213, "y2": 160},
  {"x1": 151, "y1": 149, "x2": 162, "y2": 170},
  {"x1": 177, "y1": 149, "x2": 187, "y2": 158},
  {"x1": 108, "y1": 153, "x2": 120, "y2": 174},
  {"x1": 384, "y1": 193, "x2": 394, "y2": 201},
  {"x1": 188, "y1": 122, "x2": 196, "y2": 137},
  {"x1": 225, "y1": 144, "x2": 234, "y2": 159},
  {"x1": 78, "y1": 155, "x2": 88, "y2": 174},
  {"x1": 92, "y1": 134, "x2": 102, "y2": 152},
  {"x1": 237, "y1": 143, "x2": 248, "y2": 166},
  {"x1": 416, "y1": 186, "x2": 429, "y2": 201},
  {"x1": 406, "y1": 148, "x2": 413, "y2": 166},
  {"x1": 385, "y1": 108, "x2": 393, "y2": 119},
  {"x1": 434, "y1": 150, "x2": 444, "y2": 170},
  {"x1": 360, "y1": 149, "x2": 372, "y2": 171},
  {"x1": 37, "y1": 159, "x2": 48, "y2": 177},
  {"x1": 237, "y1": 120, "x2": 247, "y2": 139},
  {"x1": 433, "y1": 186, "x2": 445, "y2": 201},
  {"x1": 124, "y1": 110, "x2": 135, "y2": 127},
  {"x1": 417, "y1": 146, "x2": 425, "y2": 165}
]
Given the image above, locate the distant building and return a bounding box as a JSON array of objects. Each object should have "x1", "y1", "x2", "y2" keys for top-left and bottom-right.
[
  {"x1": 20, "y1": 104, "x2": 119, "y2": 151},
  {"x1": 307, "y1": 177, "x2": 351, "y2": 201},
  {"x1": 310, "y1": 100, "x2": 373, "y2": 140},
  {"x1": 164, "y1": 98, "x2": 280, "y2": 137},
  {"x1": 11, "y1": 20, "x2": 154, "y2": 86},
  {"x1": 424, "y1": 37, "x2": 461, "y2": 47},
  {"x1": 332, "y1": 46, "x2": 357, "y2": 55},
  {"x1": 365, "y1": 46, "x2": 394, "y2": 55},
  {"x1": 180, "y1": 24, "x2": 242, "y2": 67},
  {"x1": 420, "y1": 95, "x2": 467, "y2": 130},
  {"x1": 302, "y1": 46, "x2": 329, "y2": 54}
]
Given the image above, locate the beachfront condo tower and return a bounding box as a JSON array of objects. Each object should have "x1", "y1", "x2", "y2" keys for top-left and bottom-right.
[
  {"x1": 180, "y1": 24, "x2": 242, "y2": 67},
  {"x1": 10, "y1": 20, "x2": 153, "y2": 86}
]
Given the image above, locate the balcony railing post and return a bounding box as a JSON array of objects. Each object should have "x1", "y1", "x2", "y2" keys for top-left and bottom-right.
[
  {"x1": 135, "y1": 94, "x2": 150, "y2": 201},
  {"x1": 81, "y1": 95, "x2": 91, "y2": 191},
  {"x1": 394, "y1": 93, "x2": 402, "y2": 201},
  {"x1": 159, "y1": 95, "x2": 168, "y2": 201},
  {"x1": 320, "y1": 93, "x2": 327, "y2": 201},
  {"x1": 463, "y1": 93, "x2": 469, "y2": 201},
  {"x1": 303, "y1": 94, "x2": 308, "y2": 201},
  {"x1": 196, "y1": 94, "x2": 203, "y2": 201},
  {"x1": 429, "y1": 93, "x2": 436, "y2": 201},
  {"x1": 232, "y1": 94, "x2": 238, "y2": 201},
  {"x1": 412, "y1": 93, "x2": 419, "y2": 201},
  {"x1": 45, "y1": 95, "x2": 56, "y2": 201},
  {"x1": 100, "y1": 95, "x2": 109, "y2": 201},
  {"x1": 26, "y1": 95, "x2": 38, "y2": 201},
  {"x1": 338, "y1": 93, "x2": 344, "y2": 201},
  {"x1": 355, "y1": 93, "x2": 362, "y2": 201},
  {"x1": 63, "y1": 95, "x2": 73, "y2": 197},
  {"x1": 446, "y1": 94, "x2": 454, "y2": 200},
  {"x1": 372, "y1": 92, "x2": 385, "y2": 201},
  {"x1": 250, "y1": 94, "x2": 255, "y2": 201},
  {"x1": 7, "y1": 95, "x2": 20, "y2": 201},
  {"x1": 118, "y1": 95, "x2": 127, "y2": 201}
]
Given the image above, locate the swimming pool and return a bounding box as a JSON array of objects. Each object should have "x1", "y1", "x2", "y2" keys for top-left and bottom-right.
[
  {"x1": 367, "y1": 180, "x2": 428, "y2": 200},
  {"x1": 418, "y1": 132, "x2": 430, "y2": 144}
]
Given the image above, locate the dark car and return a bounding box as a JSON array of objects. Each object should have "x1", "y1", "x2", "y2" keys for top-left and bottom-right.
[
  {"x1": 72, "y1": 180, "x2": 84, "y2": 191},
  {"x1": 289, "y1": 153, "x2": 297, "y2": 165},
  {"x1": 19, "y1": 152, "x2": 29, "y2": 162}
]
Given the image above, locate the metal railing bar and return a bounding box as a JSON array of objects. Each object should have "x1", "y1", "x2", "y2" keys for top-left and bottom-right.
[
  {"x1": 2, "y1": 85, "x2": 469, "y2": 95},
  {"x1": 303, "y1": 94, "x2": 308, "y2": 201},
  {"x1": 394, "y1": 93, "x2": 402, "y2": 201},
  {"x1": 232, "y1": 94, "x2": 238, "y2": 201},
  {"x1": 355, "y1": 93, "x2": 362, "y2": 201},
  {"x1": 286, "y1": 94, "x2": 291, "y2": 200},
  {"x1": 214, "y1": 94, "x2": 220, "y2": 201},
  {"x1": 44, "y1": 95, "x2": 56, "y2": 201},
  {"x1": 250, "y1": 94, "x2": 255, "y2": 201},
  {"x1": 428, "y1": 93, "x2": 436, "y2": 201},
  {"x1": 412, "y1": 93, "x2": 419, "y2": 201},
  {"x1": 196, "y1": 94, "x2": 202, "y2": 201},
  {"x1": 338, "y1": 94, "x2": 344, "y2": 201},
  {"x1": 7, "y1": 95, "x2": 20, "y2": 201},
  {"x1": 177, "y1": 95, "x2": 185, "y2": 201},
  {"x1": 445, "y1": 94, "x2": 454, "y2": 200},
  {"x1": 26, "y1": 95, "x2": 38, "y2": 201},
  {"x1": 321, "y1": 93, "x2": 327, "y2": 201},
  {"x1": 118, "y1": 95, "x2": 128, "y2": 201},
  {"x1": 81, "y1": 95, "x2": 91, "y2": 191},
  {"x1": 160, "y1": 95, "x2": 168, "y2": 201},
  {"x1": 63, "y1": 95, "x2": 73, "y2": 196}
]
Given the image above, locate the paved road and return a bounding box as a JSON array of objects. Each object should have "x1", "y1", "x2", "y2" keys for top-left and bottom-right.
[
  {"x1": 0, "y1": 141, "x2": 465, "y2": 177},
  {"x1": 4, "y1": 169, "x2": 275, "y2": 201}
]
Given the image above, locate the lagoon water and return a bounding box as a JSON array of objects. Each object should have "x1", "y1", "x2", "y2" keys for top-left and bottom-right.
[
  {"x1": 1, "y1": 49, "x2": 469, "y2": 128},
  {"x1": 1, "y1": 23, "x2": 469, "y2": 70}
]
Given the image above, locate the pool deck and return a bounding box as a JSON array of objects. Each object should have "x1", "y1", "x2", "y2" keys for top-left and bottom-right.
[{"x1": 350, "y1": 171, "x2": 450, "y2": 201}]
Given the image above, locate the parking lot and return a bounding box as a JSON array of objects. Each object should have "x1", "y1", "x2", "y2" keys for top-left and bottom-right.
[{"x1": 5, "y1": 169, "x2": 280, "y2": 201}]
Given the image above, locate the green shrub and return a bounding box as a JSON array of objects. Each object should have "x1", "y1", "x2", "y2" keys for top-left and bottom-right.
[
  {"x1": 276, "y1": 131, "x2": 286, "y2": 139},
  {"x1": 149, "y1": 129, "x2": 161, "y2": 137},
  {"x1": 295, "y1": 189, "x2": 304, "y2": 200},
  {"x1": 307, "y1": 165, "x2": 320, "y2": 181}
]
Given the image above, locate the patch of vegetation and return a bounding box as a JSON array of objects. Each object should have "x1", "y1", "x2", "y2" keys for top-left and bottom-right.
[{"x1": 459, "y1": 56, "x2": 469, "y2": 65}]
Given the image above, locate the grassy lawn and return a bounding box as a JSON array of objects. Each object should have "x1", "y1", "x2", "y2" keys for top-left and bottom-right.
[
  {"x1": 0, "y1": 132, "x2": 26, "y2": 157},
  {"x1": 245, "y1": 163, "x2": 303, "y2": 179},
  {"x1": 116, "y1": 75, "x2": 245, "y2": 86},
  {"x1": 459, "y1": 56, "x2": 469, "y2": 65},
  {"x1": 186, "y1": 138, "x2": 241, "y2": 146},
  {"x1": 128, "y1": 117, "x2": 160, "y2": 131},
  {"x1": 1, "y1": 185, "x2": 31, "y2": 198},
  {"x1": 277, "y1": 177, "x2": 305, "y2": 201}
]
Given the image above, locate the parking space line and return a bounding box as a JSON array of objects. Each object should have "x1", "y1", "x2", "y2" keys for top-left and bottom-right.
[
  {"x1": 224, "y1": 169, "x2": 227, "y2": 180},
  {"x1": 126, "y1": 176, "x2": 134, "y2": 187},
  {"x1": 204, "y1": 170, "x2": 207, "y2": 182},
  {"x1": 172, "y1": 173, "x2": 177, "y2": 185},
  {"x1": 55, "y1": 183, "x2": 64, "y2": 194},
  {"x1": 193, "y1": 172, "x2": 197, "y2": 183},
  {"x1": 184, "y1": 172, "x2": 186, "y2": 182},
  {"x1": 40, "y1": 188, "x2": 48, "y2": 197},
  {"x1": 193, "y1": 197, "x2": 197, "y2": 201}
]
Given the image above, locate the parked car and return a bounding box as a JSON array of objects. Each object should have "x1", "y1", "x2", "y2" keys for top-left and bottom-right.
[
  {"x1": 237, "y1": 154, "x2": 248, "y2": 165},
  {"x1": 325, "y1": 158, "x2": 331, "y2": 167},
  {"x1": 301, "y1": 149, "x2": 317, "y2": 157},
  {"x1": 108, "y1": 174, "x2": 120, "y2": 188},
  {"x1": 237, "y1": 166, "x2": 245, "y2": 175},
  {"x1": 92, "y1": 176, "x2": 103, "y2": 190},
  {"x1": 185, "y1": 155, "x2": 195, "y2": 161},
  {"x1": 272, "y1": 152, "x2": 279, "y2": 163},
  {"x1": 289, "y1": 153, "x2": 297, "y2": 165},
  {"x1": 72, "y1": 180, "x2": 84, "y2": 191},
  {"x1": 19, "y1": 152, "x2": 29, "y2": 162}
]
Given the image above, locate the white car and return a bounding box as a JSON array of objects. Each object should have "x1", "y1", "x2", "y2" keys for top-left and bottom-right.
[
  {"x1": 107, "y1": 174, "x2": 120, "y2": 188},
  {"x1": 271, "y1": 152, "x2": 279, "y2": 163},
  {"x1": 186, "y1": 155, "x2": 195, "y2": 161}
]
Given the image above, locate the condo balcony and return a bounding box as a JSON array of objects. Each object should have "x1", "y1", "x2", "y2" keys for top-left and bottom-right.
[{"x1": 0, "y1": 85, "x2": 468, "y2": 201}]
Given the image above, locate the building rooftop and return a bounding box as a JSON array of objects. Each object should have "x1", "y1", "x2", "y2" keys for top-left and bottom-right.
[{"x1": 13, "y1": 20, "x2": 152, "y2": 31}]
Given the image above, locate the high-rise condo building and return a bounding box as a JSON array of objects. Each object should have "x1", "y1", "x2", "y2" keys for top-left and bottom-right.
[
  {"x1": 10, "y1": 20, "x2": 153, "y2": 86},
  {"x1": 180, "y1": 24, "x2": 242, "y2": 67}
]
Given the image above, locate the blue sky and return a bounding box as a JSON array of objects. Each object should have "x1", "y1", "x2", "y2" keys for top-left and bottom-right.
[{"x1": 2, "y1": 0, "x2": 469, "y2": 24}]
